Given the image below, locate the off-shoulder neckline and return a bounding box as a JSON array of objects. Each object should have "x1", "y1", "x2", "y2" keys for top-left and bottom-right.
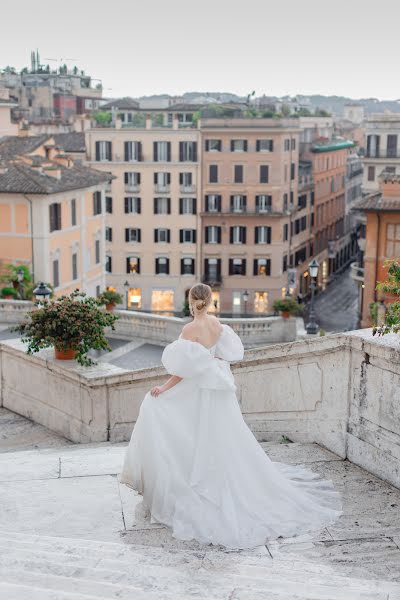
[{"x1": 178, "y1": 326, "x2": 224, "y2": 351}]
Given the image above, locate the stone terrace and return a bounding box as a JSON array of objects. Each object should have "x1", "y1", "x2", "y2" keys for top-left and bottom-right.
[{"x1": 1, "y1": 409, "x2": 400, "y2": 598}]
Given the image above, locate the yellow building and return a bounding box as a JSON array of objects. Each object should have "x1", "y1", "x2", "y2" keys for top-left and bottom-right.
[{"x1": 0, "y1": 135, "x2": 111, "y2": 297}]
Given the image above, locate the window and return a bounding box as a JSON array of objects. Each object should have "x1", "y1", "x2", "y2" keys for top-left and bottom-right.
[
  {"x1": 256, "y1": 139, "x2": 273, "y2": 152},
  {"x1": 231, "y1": 139, "x2": 248, "y2": 152},
  {"x1": 205, "y1": 139, "x2": 222, "y2": 152},
  {"x1": 284, "y1": 139, "x2": 290, "y2": 151},
  {"x1": 386, "y1": 224, "x2": 400, "y2": 257},
  {"x1": 283, "y1": 193, "x2": 288, "y2": 212},
  {"x1": 387, "y1": 135, "x2": 398, "y2": 158},
  {"x1": 95, "y1": 240, "x2": 100, "y2": 264},
  {"x1": 95, "y1": 141, "x2": 112, "y2": 161},
  {"x1": 179, "y1": 197, "x2": 196, "y2": 214},
  {"x1": 205, "y1": 225, "x2": 221, "y2": 244},
  {"x1": 124, "y1": 172, "x2": 140, "y2": 189},
  {"x1": 49, "y1": 203, "x2": 61, "y2": 232},
  {"x1": 232, "y1": 291, "x2": 242, "y2": 313},
  {"x1": 154, "y1": 172, "x2": 171, "y2": 191},
  {"x1": 155, "y1": 257, "x2": 169, "y2": 275},
  {"x1": 124, "y1": 141, "x2": 142, "y2": 162},
  {"x1": 255, "y1": 226, "x2": 271, "y2": 244},
  {"x1": 105, "y1": 255, "x2": 112, "y2": 273},
  {"x1": 283, "y1": 255, "x2": 288, "y2": 272},
  {"x1": 125, "y1": 228, "x2": 141, "y2": 242},
  {"x1": 298, "y1": 194, "x2": 307, "y2": 209},
  {"x1": 154, "y1": 228, "x2": 171, "y2": 243},
  {"x1": 283, "y1": 223, "x2": 289, "y2": 241},
  {"x1": 93, "y1": 192, "x2": 102, "y2": 215},
  {"x1": 153, "y1": 141, "x2": 171, "y2": 162},
  {"x1": 72, "y1": 252, "x2": 78, "y2": 280},
  {"x1": 230, "y1": 226, "x2": 246, "y2": 244},
  {"x1": 291, "y1": 138, "x2": 296, "y2": 150},
  {"x1": 205, "y1": 194, "x2": 221, "y2": 212},
  {"x1": 234, "y1": 165, "x2": 243, "y2": 183},
  {"x1": 181, "y1": 257, "x2": 195, "y2": 275},
  {"x1": 366, "y1": 134, "x2": 380, "y2": 158},
  {"x1": 105, "y1": 197, "x2": 113, "y2": 213},
  {"x1": 124, "y1": 197, "x2": 141, "y2": 214},
  {"x1": 256, "y1": 195, "x2": 272, "y2": 213},
  {"x1": 367, "y1": 166, "x2": 375, "y2": 182},
  {"x1": 230, "y1": 195, "x2": 246, "y2": 213},
  {"x1": 260, "y1": 165, "x2": 269, "y2": 183},
  {"x1": 229, "y1": 258, "x2": 246, "y2": 275},
  {"x1": 105, "y1": 226, "x2": 112, "y2": 242},
  {"x1": 180, "y1": 172, "x2": 193, "y2": 189},
  {"x1": 126, "y1": 256, "x2": 140, "y2": 274},
  {"x1": 209, "y1": 164, "x2": 218, "y2": 183},
  {"x1": 179, "y1": 141, "x2": 197, "y2": 162},
  {"x1": 253, "y1": 258, "x2": 271, "y2": 276},
  {"x1": 154, "y1": 197, "x2": 171, "y2": 214},
  {"x1": 53, "y1": 259, "x2": 59, "y2": 287},
  {"x1": 71, "y1": 199, "x2": 76, "y2": 226},
  {"x1": 204, "y1": 258, "x2": 221, "y2": 281},
  {"x1": 291, "y1": 162, "x2": 296, "y2": 180},
  {"x1": 180, "y1": 229, "x2": 196, "y2": 243}
]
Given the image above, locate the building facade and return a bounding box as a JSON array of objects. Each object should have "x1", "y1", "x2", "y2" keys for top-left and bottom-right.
[
  {"x1": 85, "y1": 117, "x2": 201, "y2": 313},
  {"x1": 0, "y1": 136, "x2": 110, "y2": 297},
  {"x1": 363, "y1": 114, "x2": 400, "y2": 192}
]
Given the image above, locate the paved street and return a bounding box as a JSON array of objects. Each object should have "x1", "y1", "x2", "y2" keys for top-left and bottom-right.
[{"x1": 306, "y1": 267, "x2": 360, "y2": 333}]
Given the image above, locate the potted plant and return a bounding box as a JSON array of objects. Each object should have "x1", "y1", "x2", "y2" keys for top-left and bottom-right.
[
  {"x1": 373, "y1": 260, "x2": 400, "y2": 337},
  {"x1": 1, "y1": 286, "x2": 18, "y2": 299},
  {"x1": 11, "y1": 289, "x2": 119, "y2": 366},
  {"x1": 98, "y1": 289, "x2": 123, "y2": 311},
  {"x1": 273, "y1": 297, "x2": 304, "y2": 319}
]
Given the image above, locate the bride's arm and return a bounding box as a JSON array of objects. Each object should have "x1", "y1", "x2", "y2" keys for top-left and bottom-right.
[{"x1": 150, "y1": 375, "x2": 182, "y2": 397}]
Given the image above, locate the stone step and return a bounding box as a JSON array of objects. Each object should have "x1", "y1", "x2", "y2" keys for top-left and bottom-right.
[{"x1": 0, "y1": 582, "x2": 110, "y2": 600}]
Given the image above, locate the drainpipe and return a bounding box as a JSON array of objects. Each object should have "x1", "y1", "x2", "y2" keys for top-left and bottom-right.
[{"x1": 23, "y1": 194, "x2": 35, "y2": 283}]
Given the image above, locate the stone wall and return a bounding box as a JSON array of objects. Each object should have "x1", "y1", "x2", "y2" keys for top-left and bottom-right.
[{"x1": 1, "y1": 329, "x2": 399, "y2": 488}]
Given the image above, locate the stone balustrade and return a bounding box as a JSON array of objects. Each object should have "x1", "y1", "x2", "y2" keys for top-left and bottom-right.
[{"x1": 1, "y1": 328, "x2": 400, "y2": 489}]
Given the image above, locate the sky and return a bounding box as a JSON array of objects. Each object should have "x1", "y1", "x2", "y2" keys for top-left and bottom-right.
[{"x1": 1, "y1": 0, "x2": 399, "y2": 100}]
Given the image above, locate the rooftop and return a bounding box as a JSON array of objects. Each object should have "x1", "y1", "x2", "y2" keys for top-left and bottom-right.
[
  {"x1": 101, "y1": 97, "x2": 140, "y2": 110},
  {"x1": 354, "y1": 192, "x2": 400, "y2": 212},
  {"x1": 0, "y1": 134, "x2": 51, "y2": 159},
  {"x1": 53, "y1": 132, "x2": 86, "y2": 153}
]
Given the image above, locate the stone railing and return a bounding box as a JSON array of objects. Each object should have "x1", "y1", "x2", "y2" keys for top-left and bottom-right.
[
  {"x1": 1, "y1": 328, "x2": 400, "y2": 489},
  {"x1": 0, "y1": 299, "x2": 33, "y2": 323}
]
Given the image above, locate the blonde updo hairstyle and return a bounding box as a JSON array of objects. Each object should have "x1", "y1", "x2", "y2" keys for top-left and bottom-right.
[{"x1": 188, "y1": 283, "x2": 212, "y2": 316}]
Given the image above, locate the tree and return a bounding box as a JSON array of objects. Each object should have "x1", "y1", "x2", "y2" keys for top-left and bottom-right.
[{"x1": 373, "y1": 260, "x2": 400, "y2": 336}]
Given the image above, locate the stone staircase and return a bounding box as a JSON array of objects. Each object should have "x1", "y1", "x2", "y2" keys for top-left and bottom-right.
[{"x1": 0, "y1": 530, "x2": 399, "y2": 599}]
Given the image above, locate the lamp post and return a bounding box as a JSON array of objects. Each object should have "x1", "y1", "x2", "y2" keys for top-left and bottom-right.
[
  {"x1": 124, "y1": 280, "x2": 129, "y2": 310},
  {"x1": 17, "y1": 268, "x2": 24, "y2": 300},
  {"x1": 33, "y1": 282, "x2": 51, "y2": 306},
  {"x1": 243, "y1": 289, "x2": 249, "y2": 316},
  {"x1": 305, "y1": 259, "x2": 320, "y2": 335}
]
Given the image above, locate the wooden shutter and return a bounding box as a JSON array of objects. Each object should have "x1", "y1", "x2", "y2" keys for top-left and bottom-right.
[
  {"x1": 242, "y1": 226, "x2": 246, "y2": 244},
  {"x1": 166, "y1": 258, "x2": 170, "y2": 274},
  {"x1": 256, "y1": 140, "x2": 260, "y2": 152},
  {"x1": 124, "y1": 142, "x2": 129, "y2": 162},
  {"x1": 125, "y1": 228, "x2": 129, "y2": 242},
  {"x1": 205, "y1": 140, "x2": 209, "y2": 151},
  {"x1": 253, "y1": 259, "x2": 258, "y2": 276},
  {"x1": 179, "y1": 198, "x2": 183, "y2": 214},
  {"x1": 153, "y1": 142, "x2": 158, "y2": 162},
  {"x1": 137, "y1": 229, "x2": 141, "y2": 242},
  {"x1": 230, "y1": 227, "x2": 233, "y2": 244},
  {"x1": 179, "y1": 172, "x2": 183, "y2": 184},
  {"x1": 136, "y1": 257, "x2": 140, "y2": 274},
  {"x1": 179, "y1": 230, "x2": 183, "y2": 243},
  {"x1": 107, "y1": 142, "x2": 112, "y2": 160},
  {"x1": 229, "y1": 259, "x2": 233, "y2": 275},
  {"x1": 138, "y1": 142, "x2": 142, "y2": 162},
  {"x1": 192, "y1": 198, "x2": 197, "y2": 214},
  {"x1": 255, "y1": 227, "x2": 259, "y2": 244},
  {"x1": 167, "y1": 142, "x2": 171, "y2": 162},
  {"x1": 217, "y1": 195, "x2": 221, "y2": 212},
  {"x1": 205, "y1": 227, "x2": 209, "y2": 243},
  {"x1": 193, "y1": 142, "x2": 197, "y2": 162},
  {"x1": 204, "y1": 258, "x2": 209, "y2": 275},
  {"x1": 154, "y1": 229, "x2": 158, "y2": 242},
  {"x1": 153, "y1": 172, "x2": 157, "y2": 184},
  {"x1": 180, "y1": 258, "x2": 184, "y2": 274},
  {"x1": 124, "y1": 172, "x2": 128, "y2": 184},
  {"x1": 155, "y1": 258, "x2": 159, "y2": 274},
  {"x1": 270, "y1": 140, "x2": 274, "y2": 152},
  {"x1": 243, "y1": 195, "x2": 247, "y2": 210},
  {"x1": 267, "y1": 227, "x2": 271, "y2": 244},
  {"x1": 167, "y1": 173, "x2": 171, "y2": 184},
  {"x1": 167, "y1": 198, "x2": 171, "y2": 214},
  {"x1": 217, "y1": 227, "x2": 221, "y2": 243},
  {"x1": 193, "y1": 230, "x2": 197, "y2": 243},
  {"x1": 126, "y1": 257, "x2": 130, "y2": 274},
  {"x1": 57, "y1": 204, "x2": 61, "y2": 229},
  {"x1": 137, "y1": 198, "x2": 141, "y2": 214},
  {"x1": 266, "y1": 259, "x2": 271, "y2": 276},
  {"x1": 179, "y1": 142, "x2": 183, "y2": 162},
  {"x1": 242, "y1": 259, "x2": 246, "y2": 275},
  {"x1": 216, "y1": 259, "x2": 221, "y2": 278},
  {"x1": 243, "y1": 140, "x2": 248, "y2": 152},
  {"x1": 124, "y1": 198, "x2": 129, "y2": 213},
  {"x1": 95, "y1": 142, "x2": 100, "y2": 161},
  {"x1": 230, "y1": 195, "x2": 234, "y2": 211},
  {"x1": 230, "y1": 140, "x2": 234, "y2": 151}
]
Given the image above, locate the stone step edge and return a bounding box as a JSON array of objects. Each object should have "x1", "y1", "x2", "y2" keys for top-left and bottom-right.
[{"x1": 0, "y1": 581, "x2": 111, "y2": 600}]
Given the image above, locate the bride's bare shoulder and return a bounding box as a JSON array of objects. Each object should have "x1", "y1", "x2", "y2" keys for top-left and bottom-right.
[
  {"x1": 181, "y1": 321, "x2": 197, "y2": 341},
  {"x1": 208, "y1": 314, "x2": 223, "y2": 332}
]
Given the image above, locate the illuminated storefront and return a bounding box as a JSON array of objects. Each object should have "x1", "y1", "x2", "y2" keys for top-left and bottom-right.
[
  {"x1": 254, "y1": 291, "x2": 269, "y2": 313},
  {"x1": 127, "y1": 287, "x2": 142, "y2": 309},
  {"x1": 151, "y1": 289, "x2": 174, "y2": 313}
]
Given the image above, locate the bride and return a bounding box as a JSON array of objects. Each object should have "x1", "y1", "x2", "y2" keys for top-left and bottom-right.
[{"x1": 120, "y1": 283, "x2": 342, "y2": 549}]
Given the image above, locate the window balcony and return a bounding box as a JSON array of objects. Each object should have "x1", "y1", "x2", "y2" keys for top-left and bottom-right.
[
  {"x1": 154, "y1": 184, "x2": 170, "y2": 193},
  {"x1": 202, "y1": 273, "x2": 222, "y2": 286},
  {"x1": 125, "y1": 184, "x2": 140, "y2": 193},
  {"x1": 180, "y1": 184, "x2": 196, "y2": 193}
]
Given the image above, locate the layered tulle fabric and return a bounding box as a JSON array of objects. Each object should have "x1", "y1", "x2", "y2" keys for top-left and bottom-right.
[{"x1": 120, "y1": 324, "x2": 342, "y2": 549}]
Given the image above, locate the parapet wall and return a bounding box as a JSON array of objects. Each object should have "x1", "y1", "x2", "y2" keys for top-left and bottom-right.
[{"x1": 1, "y1": 329, "x2": 400, "y2": 488}]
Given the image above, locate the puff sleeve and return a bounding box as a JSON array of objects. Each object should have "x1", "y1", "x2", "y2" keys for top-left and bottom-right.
[{"x1": 214, "y1": 324, "x2": 244, "y2": 362}]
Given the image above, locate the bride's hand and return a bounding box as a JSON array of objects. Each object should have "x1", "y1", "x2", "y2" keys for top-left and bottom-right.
[{"x1": 150, "y1": 386, "x2": 163, "y2": 397}]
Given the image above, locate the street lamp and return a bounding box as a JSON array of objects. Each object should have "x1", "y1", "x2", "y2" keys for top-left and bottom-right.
[
  {"x1": 124, "y1": 280, "x2": 130, "y2": 310},
  {"x1": 17, "y1": 268, "x2": 24, "y2": 300},
  {"x1": 243, "y1": 289, "x2": 249, "y2": 316},
  {"x1": 33, "y1": 282, "x2": 51, "y2": 305},
  {"x1": 305, "y1": 259, "x2": 320, "y2": 335}
]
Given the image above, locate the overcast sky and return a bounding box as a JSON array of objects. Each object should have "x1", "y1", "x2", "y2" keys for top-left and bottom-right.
[{"x1": 1, "y1": 0, "x2": 399, "y2": 100}]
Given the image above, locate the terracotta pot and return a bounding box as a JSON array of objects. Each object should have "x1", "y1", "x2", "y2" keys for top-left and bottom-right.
[
  {"x1": 3, "y1": 295, "x2": 14, "y2": 299},
  {"x1": 281, "y1": 310, "x2": 290, "y2": 319},
  {"x1": 54, "y1": 347, "x2": 78, "y2": 360},
  {"x1": 105, "y1": 302, "x2": 115, "y2": 311},
  {"x1": 12, "y1": 281, "x2": 19, "y2": 289}
]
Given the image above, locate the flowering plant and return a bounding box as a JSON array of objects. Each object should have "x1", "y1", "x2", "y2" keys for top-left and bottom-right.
[
  {"x1": 11, "y1": 289, "x2": 119, "y2": 366},
  {"x1": 373, "y1": 260, "x2": 400, "y2": 337}
]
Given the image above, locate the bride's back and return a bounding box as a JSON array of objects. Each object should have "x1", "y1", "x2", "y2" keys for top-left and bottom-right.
[{"x1": 181, "y1": 315, "x2": 222, "y2": 349}]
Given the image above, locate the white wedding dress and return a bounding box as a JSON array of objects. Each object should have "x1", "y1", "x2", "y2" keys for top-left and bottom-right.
[{"x1": 120, "y1": 324, "x2": 342, "y2": 549}]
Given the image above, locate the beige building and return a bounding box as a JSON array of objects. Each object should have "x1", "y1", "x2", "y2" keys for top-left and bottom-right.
[
  {"x1": 200, "y1": 118, "x2": 305, "y2": 314},
  {"x1": 363, "y1": 114, "x2": 400, "y2": 192},
  {"x1": 0, "y1": 86, "x2": 18, "y2": 137},
  {"x1": 85, "y1": 116, "x2": 200, "y2": 313},
  {"x1": 0, "y1": 135, "x2": 110, "y2": 297}
]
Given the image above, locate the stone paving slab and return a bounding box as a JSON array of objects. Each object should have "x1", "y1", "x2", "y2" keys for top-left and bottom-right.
[
  {"x1": 0, "y1": 408, "x2": 72, "y2": 453},
  {"x1": 261, "y1": 442, "x2": 344, "y2": 464}
]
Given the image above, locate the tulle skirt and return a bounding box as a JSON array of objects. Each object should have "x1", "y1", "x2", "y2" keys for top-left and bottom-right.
[{"x1": 120, "y1": 379, "x2": 342, "y2": 550}]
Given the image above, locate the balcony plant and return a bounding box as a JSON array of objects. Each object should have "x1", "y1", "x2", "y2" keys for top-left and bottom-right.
[
  {"x1": 98, "y1": 289, "x2": 123, "y2": 311},
  {"x1": 273, "y1": 297, "x2": 304, "y2": 319},
  {"x1": 12, "y1": 289, "x2": 119, "y2": 366},
  {"x1": 373, "y1": 260, "x2": 400, "y2": 336},
  {"x1": 0, "y1": 263, "x2": 32, "y2": 291},
  {"x1": 1, "y1": 286, "x2": 18, "y2": 299}
]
